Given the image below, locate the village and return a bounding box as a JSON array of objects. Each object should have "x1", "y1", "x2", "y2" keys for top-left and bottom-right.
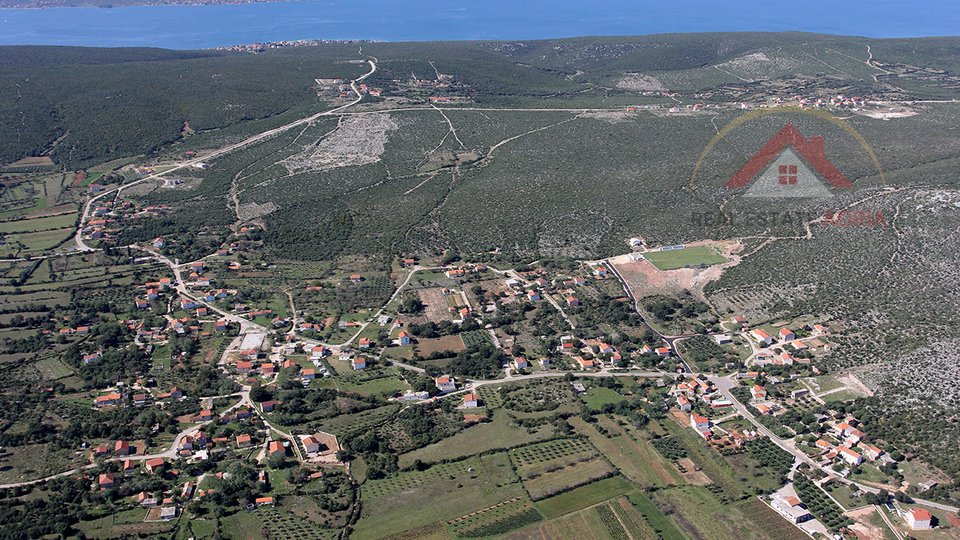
[{"x1": 49, "y1": 222, "x2": 955, "y2": 539}]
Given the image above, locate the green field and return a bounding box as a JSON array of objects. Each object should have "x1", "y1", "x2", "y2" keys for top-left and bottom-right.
[
  {"x1": 534, "y1": 476, "x2": 635, "y2": 519},
  {"x1": 354, "y1": 453, "x2": 525, "y2": 539},
  {"x1": 642, "y1": 246, "x2": 728, "y2": 271}
]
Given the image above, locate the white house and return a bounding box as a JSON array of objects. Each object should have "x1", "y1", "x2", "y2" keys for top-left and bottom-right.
[
  {"x1": 749, "y1": 329, "x2": 773, "y2": 346},
  {"x1": 435, "y1": 376, "x2": 456, "y2": 393},
  {"x1": 905, "y1": 508, "x2": 932, "y2": 530},
  {"x1": 463, "y1": 393, "x2": 479, "y2": 408},
  {"x1": 837, "y1": 446, "x2": 863, "y2": 467}
]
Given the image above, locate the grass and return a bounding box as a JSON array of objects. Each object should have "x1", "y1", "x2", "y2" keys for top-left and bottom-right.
[
  {"x1": 523, "y1": 457, "x2": 615, "y2": 500},
  {"x1": 0, "y1": 212, "x2": 77, "y2": 234},
  {"x1": 642, "y1": 246, "x2": 728, "y2": 271},
  {"x1": 534, "y1": 476, "x2": 634, "y2": 519},
  {"x1": 627, "y1": 491, "x2": 687, "y2": 540},
  {"x1": 397, "y1": 412, "x2": 555, "y2": 468},
  {"x1": 354, "y1": 453, "x2": 525, "y2": 539},
  {"x1": 582, "y1": 386, "x2": 626, "y2": 410},
  {"x1": 0, "y1": 226, "x2": 74, "y2": 254},
  {"x1": 652, "y1": 486, "x2": 771, "y2": 540},
  {"x1": 571, "y1": 416, "x2": 678, "y2": 487}
]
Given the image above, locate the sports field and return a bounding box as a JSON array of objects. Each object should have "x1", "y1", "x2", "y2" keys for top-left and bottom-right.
[{"x1": 642, "y1": 246, "x2": 727, "y2": 271}]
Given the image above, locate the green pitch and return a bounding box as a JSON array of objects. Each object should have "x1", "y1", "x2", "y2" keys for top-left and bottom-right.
[{"x1": 642, "y1": 246, "x2": 727, "y2": 270}]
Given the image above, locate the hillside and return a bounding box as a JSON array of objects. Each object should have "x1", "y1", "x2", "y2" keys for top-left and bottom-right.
[{"x1": 2, "y1": 33, "x2": 960, "y2": 521}]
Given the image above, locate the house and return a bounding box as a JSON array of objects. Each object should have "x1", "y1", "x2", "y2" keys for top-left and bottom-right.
[
  {"x1": 677, "y1": 395, "x2": 692, "y2": 412},
  {"x1": 860, "y1": 443, "x2": 884, "y2": 461},
  {"x1": 397, "y1": 331, "x2": 411, "y2": 346},
  {"x1": 268, "y1": 440, "x2": 284, "y2": 456},
  {"x1": 749, "y1": 329, "x2": 773, "y2": 346},
  {"x1": 690, "y1": 414, "x2": 711, "y2": 439},
  {"x1": 575, "y1": 356, "x2": 596, "y2": 369},
  {"x1": 261, "y1": 400, "x2": 278, "y2": 412},
  {"x1": 539, "y1": 357, "x2": 552, "y2": 368},
  {"x1": 159, "y1": 507, "x2": 178, "y2": 520},
  {"x1": 236, "y1": 361, "x2": 254, "y2": 374},
  {"x1": 771, "y1": 495, "x2": 813, "y2": 524},
  {"x1": 303, "y1": 436, "x2": 320, "y2": 454},
  {"x1": 837, "y1": 446, "x2": 862, "y2": 466},
  {"x1": 655, "y1": 346, "x2": 671, "y2": 358},
  {"x1": 152, "y1": 237, "x2": 166, "y2": 248},
  {"x1": 95, "y1": 393, "x2": 122, "y2": 408},
  {"x1": 566, "y1": 295, "x2": 579, "y2": 307},
  {"x1": 145, "y1": 458, "x2": 165, "y2": 474},
  {"x1": 791, "y1": 388, "x2": 810, "y2": 399},
  {"x1": 844, "y1": 428, "x2": 865, "y2": 445},
  {"x1": 445, "y1": 268, "x2": 466, "y2": 279},
  {"x1": 831, "y1": 422, "x2": 852, "y2": 437},
  {"x1": 135, "y1": 298, "x2": 149, "y2": 310},
  {"x1": 778, "y1": 328, "x2": 796, "y2": 341},
  {"x1": 463, "y1": 393, "x2": 479, "y2": 408},
  {"x1": 751, "y1": 385, "x2": 767, "y2": 400},
  {"x1": 435, "y1": 376, "x2": 456, "y2": 393},
  {"x1": 905, "y1": 508, "x2": 932, "y2": 530},
  {"x1": 98, "y1": 472, "x2": 115, "y2": 490},
  {"x1": 811, "y1": 323, "x2": 827, "y2": 335},
  {"x1": 302, "y1": 369, "x2": 316, "y2": 381},
  {"x1": 132, "y1": 393, "x2": 147, "y2": 407},
  {"x1": 358, "y1": 337, "x2": 372, "y2": 349},
  {"x1": 351, "y1": 357, "x2": 366, "y2": 370},
  {"x1": 198, "y1": 409, "x2": 213, "y2": 421},
  {"x1": 236, "y1": 434, "x2": 252, "y2": 448},
  {"x1": 513, "y1": 357, "x2": 529, "y2": 370},
  {"x1": 593, "y1": 266, "x2": 608, "y2": 277},
  {"x1": 255, "y1": 497, "x2": 275, "y2": 507},
  {"x1": 179, "y1": 436, "x2": 195, "y2": 451},
  {"x1": 82, "y1": 351, "x2": 102, "y2": 364},
  {"x1": 115, "y1": 440, "x2": 131, "y2": 456},
  {"x1": 598, "y1": 343, "x2": 614, "y2": 354},
  {"x1": 122, "y1": 459, "x2": 137, "y2": 473},
  {"x1": 713, "y1": 334, "x2": 733, "y2": 345},
  {"x1": 815, "y1": 439, "x2": 834, "y2": 451}
]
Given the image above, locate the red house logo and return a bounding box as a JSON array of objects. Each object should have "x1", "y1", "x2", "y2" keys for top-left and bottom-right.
[{"x1": 724, "y1": 124, "x2": 854, "y2": 198}]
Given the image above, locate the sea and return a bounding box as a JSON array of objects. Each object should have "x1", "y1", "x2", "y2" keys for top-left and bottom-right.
[{"x1": 0, "y1": 0, "x2": 958, "y2": 49}]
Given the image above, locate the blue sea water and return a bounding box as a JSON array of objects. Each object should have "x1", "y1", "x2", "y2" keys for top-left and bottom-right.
[{"x1": 0, "y1": 0, "x2": 958, "y2": 49}]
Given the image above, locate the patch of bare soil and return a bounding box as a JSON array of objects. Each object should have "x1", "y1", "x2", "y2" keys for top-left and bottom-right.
[
  {"x1": 845, "y1": 507, "x2": 887, "y2": 540},
  {"x1": 609, "y1": 239, "x2": 744, "y2": 301},
  {"x1": 616, "y1": 73, "x2": 668, "y2": 92},
  {"x1": 236, "y1": 201, "x2": 278, "y2": 221},
  {"x1": 282, "y1": 113, "x2": 397, "y2": 173}
]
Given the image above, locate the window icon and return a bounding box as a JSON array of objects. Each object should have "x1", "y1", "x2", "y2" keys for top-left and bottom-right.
[{"x1": 778, "y1": 164, "x2": 798, "y2": 185}]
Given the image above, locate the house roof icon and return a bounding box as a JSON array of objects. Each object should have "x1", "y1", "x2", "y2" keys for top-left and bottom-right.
[{"x1": 724, "y1": 124, "x2": 854, "y2": 194}]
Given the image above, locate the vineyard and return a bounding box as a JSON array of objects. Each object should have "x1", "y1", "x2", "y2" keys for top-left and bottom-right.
[{"x1": 447, "y1": 497, "x2": 543, "y2": 537}]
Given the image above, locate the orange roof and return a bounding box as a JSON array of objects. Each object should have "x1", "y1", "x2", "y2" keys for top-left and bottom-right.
[{"x1": 910, "y1": 508, "x2": 933, "y2": 521}]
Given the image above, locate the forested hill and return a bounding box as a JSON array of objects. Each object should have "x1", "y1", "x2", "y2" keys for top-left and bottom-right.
[{"x1": 2, "y1": 33, "x2": 960, "y2": 169}]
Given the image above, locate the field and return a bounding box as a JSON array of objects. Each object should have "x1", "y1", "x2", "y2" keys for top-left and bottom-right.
[
  {"x1": 354, "y1": 453, "x2": 526, "y2": 539},
  {"x1": 534, "y1": 476, "x2": 635, "y2": 519},
  {"x1": 572, "y1": 416, "x2": 679, "y2": 487},
  {"x1": 415, "y1": 334, "x2": 466, "y2": 356},
  {"x1": 398, "y1": 412, "x2": 556, "y2": 467},
  {"x1": 641, "y1": 246, "x2": 729, "y2": 271}
]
